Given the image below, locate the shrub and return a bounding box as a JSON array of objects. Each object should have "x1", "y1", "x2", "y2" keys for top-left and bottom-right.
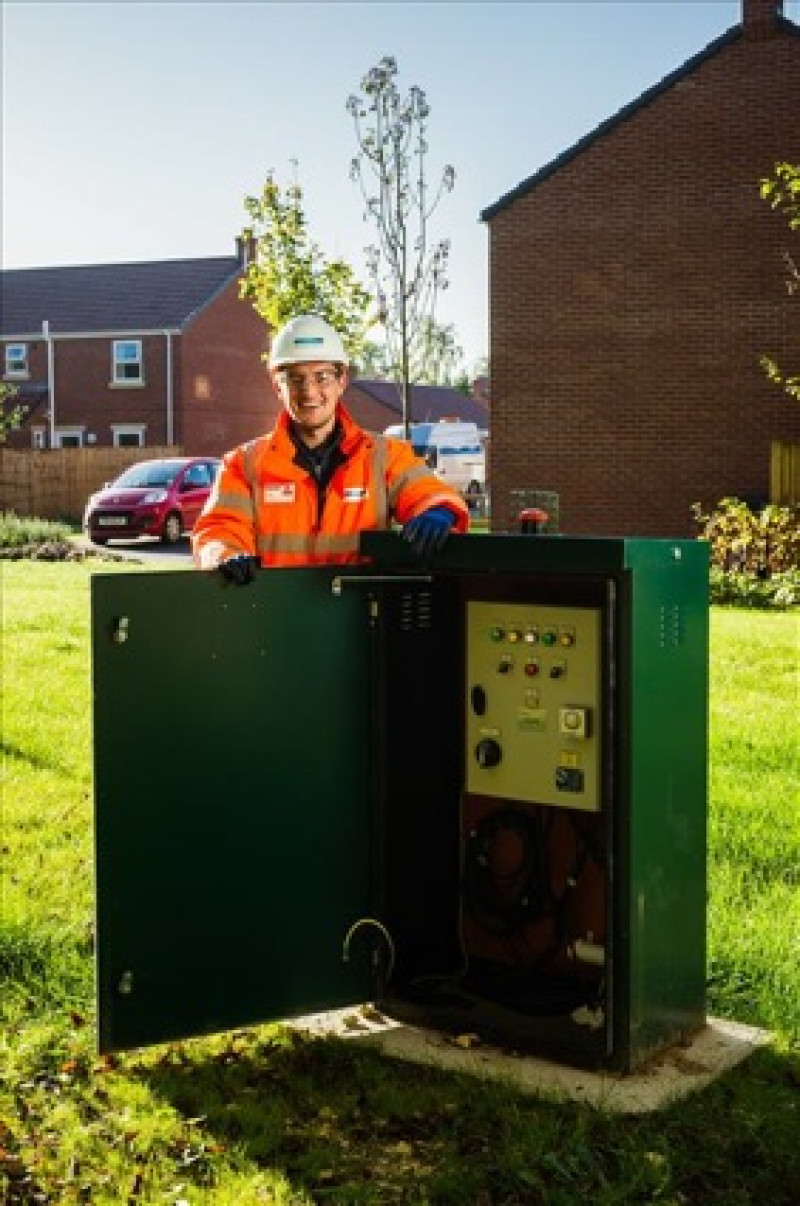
[
  {"x1": 693, "y1": 498, "x2": 799, "y2": 609},
  {"x1": 692, "y1": 497, "x2": 799, "y2": 576},
  {"x1": 0, "y1": 511, "x2": 75, "y2": 549},
  {"x1": 709, "y1": 565, "x2": 800, "y2": 608}
]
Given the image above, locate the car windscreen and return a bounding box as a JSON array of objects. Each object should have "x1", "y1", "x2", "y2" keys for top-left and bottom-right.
[{"x1": 114, "y1": 462, "x2": 185, "y2": 489}]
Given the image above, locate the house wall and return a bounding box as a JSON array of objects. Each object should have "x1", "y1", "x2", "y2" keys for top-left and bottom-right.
[
  {"x1": 3, "y1": 332, "x2": 176, "y2": 448},
  {"x1": 179, "y1": 280, "x2": 277, "y2": 455},
  {"x1": 487, "y1": 20, "x2": 800, "y2": 536}
]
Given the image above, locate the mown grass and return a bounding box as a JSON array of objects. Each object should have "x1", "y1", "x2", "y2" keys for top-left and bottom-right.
[{"x1": 2, "y1": 562, "x2": 798, "y2": 1205}]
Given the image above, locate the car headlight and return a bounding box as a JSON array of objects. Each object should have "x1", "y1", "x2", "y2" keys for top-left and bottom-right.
[{"x1": 141, "y1": 490, "x2": 168, "y2": 505}]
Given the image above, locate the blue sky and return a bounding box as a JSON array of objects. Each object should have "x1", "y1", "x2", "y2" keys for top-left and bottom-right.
[{"x1": 3, "y1": 0, "x2": 798, "y2": 367}]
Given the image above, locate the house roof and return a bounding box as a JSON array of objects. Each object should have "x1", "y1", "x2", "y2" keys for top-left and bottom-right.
[
  {"x1": 480, "y1": 13, "x2": 799, "y2": 222},
  {"x1": 346, "y1": 378, "x2": 490, "y2": 430},
  {"x1": 0, "y1": 254, "x2": 244, "y2": 338}
]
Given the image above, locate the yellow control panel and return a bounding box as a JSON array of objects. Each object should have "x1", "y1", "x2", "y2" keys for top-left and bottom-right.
[{"x1": 465, "y1": 602, "x2": 602, "y2": 811}]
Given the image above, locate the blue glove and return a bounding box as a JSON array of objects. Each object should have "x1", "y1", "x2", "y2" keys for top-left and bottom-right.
[
  {"x1": 218, "y1": 554, "x2": 258, "y2": 586},
  {"x1": 402, "y1": 506, "x2": 456, "y2": 557}
]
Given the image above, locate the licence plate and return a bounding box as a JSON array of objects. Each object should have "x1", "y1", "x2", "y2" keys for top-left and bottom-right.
[{"x1": 98, "y1": 516, "x2": 128, "y2": 527}]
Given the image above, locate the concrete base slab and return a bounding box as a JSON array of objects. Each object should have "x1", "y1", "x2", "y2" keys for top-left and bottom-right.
[{"x1": 290, "y1": 1006, "x2": 771, "y2": 1114}]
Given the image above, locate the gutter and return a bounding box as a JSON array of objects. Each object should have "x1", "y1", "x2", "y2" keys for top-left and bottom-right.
[
  {"x1": 43, "y1": 319, "x2": 55, "y2": 447},
  {"x1": 165, "y1": 330, "x2": 174, "y2": 445}
]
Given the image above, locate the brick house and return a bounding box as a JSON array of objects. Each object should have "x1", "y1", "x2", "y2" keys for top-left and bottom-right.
[
  {"x1": 482, "y1": 0, "x2": 800, "y2": 536},
  {"x1": 0, "y1": 237, "x2": 276, "y2": 454},
  {"x1": 344, "y1": 378, "x2": 489, "y2": 433},
  {"x1": 1, "y1": 241, "x2": 490, "y2": 456}
]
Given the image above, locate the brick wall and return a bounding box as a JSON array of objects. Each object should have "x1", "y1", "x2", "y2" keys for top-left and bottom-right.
[
  {"x1": 487, "y1": 18, "x2": 800, "y2": 536},
  {"x1": 179, "y1": 280, "x2": 277, "y2": 456},
  {"x1": 3, "y1": 334, "x2": 177, "y2": 448}
]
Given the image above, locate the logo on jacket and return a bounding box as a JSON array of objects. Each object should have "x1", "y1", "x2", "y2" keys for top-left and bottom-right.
[
  {"x1": 344, "y1": 487, "x2": 368, "y2": 502},
  {"x1": 264, "y1": 483, "x2": 296, "y2": 504}
]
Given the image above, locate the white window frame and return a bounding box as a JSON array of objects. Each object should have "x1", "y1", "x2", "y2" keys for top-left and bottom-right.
[
  {"x1": 4, "y1": 342, "x2": 29, "y2": 378},
  {"x1": 111, "y1": 423, "x2": 146, "y2": 448},
  {"x1": 54, "y1": 426, "x2": 85, "y2": 448},
  {"x1": 112, "y1": 339, "x2": 144, "y2": 386}
]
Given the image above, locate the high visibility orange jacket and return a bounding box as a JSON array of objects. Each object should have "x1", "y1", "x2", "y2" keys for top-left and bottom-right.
[{"x1": 192, "y1": 405, "x2": 470, "y2": 569}]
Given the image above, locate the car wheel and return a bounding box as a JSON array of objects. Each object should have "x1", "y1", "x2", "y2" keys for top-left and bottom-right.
[{"x1": 161, "y1": 512, "x2": 183, "y2": 544}]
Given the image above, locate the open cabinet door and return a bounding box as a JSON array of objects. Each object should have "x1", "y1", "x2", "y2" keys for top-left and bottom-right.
[{"x1": 92, "y1": 567, "x2": 373, "y2": 1052}]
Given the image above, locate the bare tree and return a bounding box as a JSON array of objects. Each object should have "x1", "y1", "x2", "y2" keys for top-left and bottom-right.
[{"x1": 348, "y1": 56, "x2": 455, "y2": 436}]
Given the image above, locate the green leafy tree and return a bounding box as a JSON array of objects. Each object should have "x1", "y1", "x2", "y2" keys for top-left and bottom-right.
[
  {"x1": 760, "y1": 162, "x2": 799, "y2": 401},
  {"x1": 357, "y1": 318, "x2": 465, "y2": 387},
  {"x1": 0, "y1": 382, "x2": 24, "y2": 443},
  {"x1": 356, "y1": 339, "x2": 392, "y2": 378},
  {"x1": 414, "y1": 318, "x2": 464, "y2": 386},
  {"x1": 240, "y1": 168, "x2": 371, "y2": 362}
]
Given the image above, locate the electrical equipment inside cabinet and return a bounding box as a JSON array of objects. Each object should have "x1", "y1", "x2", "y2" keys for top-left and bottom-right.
[{"x1": 460, "y1": 601, "x2": 607, "y2": 1018}]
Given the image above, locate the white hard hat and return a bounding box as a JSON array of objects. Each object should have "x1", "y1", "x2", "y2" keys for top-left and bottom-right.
[{"x1": 269, "y1": 314, "x2": 348, "y2": 369}]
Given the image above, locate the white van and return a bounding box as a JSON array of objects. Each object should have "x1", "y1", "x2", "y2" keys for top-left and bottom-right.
[{"x1": 384, "y1": 420, "x2": 486, "y2": 506}]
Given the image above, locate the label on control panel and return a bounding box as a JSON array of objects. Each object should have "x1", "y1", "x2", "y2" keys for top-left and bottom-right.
[{"x1": 465, "y1": 601, "x2": 602, "y2": 811}]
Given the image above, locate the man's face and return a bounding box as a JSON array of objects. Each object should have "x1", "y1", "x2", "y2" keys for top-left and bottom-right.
[{"x1": 271, "y1": 361, "x2": 348, "y2": 446}]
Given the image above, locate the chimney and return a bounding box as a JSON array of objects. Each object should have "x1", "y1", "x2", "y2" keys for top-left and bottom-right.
[
  {"x1": 742, "y1": 0, "x2": 783, "y2": 38},
  {"x1": 236, "y1": 231, "x2": 257, "y2": 267}
]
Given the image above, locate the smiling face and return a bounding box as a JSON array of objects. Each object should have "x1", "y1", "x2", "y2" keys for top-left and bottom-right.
[{"x1": 271, "y1": 361, "x2": 348, "y2": 447}]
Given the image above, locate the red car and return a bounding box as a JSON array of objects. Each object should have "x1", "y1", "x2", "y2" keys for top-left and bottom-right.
[{"x1": 83, "y1": 456, "x2": 221, "y2": 545}]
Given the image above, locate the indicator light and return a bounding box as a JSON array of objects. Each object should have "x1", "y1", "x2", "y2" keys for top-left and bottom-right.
[
  {"x1": 542, "y1": 631, "x2": 557, "y2": 647},
  {"x1": 560, "y1": 630, "x2": 576, "y2": 647},
  {"x1": 490, "y1": 626, "x2": 505, "y2": 642},
  {"x1": 524, "y1": 629, "x2": 539, "y2": 644},
  {"x1": 524, "y1": 660, "x2": 540, "y2": 677},
  {"x1": 507, "y1": 628, "x2": 522, "y2": 643}
]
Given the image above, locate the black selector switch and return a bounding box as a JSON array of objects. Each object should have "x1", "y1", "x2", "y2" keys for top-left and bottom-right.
[
  {"x1": 475, "y1": 738, "x2": 502, "y2": 768},
  {"x1": 471, "y1": 684, "x2": 487, "y2": 716}
]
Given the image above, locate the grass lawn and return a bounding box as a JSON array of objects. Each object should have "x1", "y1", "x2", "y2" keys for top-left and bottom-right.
[{"x1": 1, "y1": 561, "x2": 798, "y2": 1205}]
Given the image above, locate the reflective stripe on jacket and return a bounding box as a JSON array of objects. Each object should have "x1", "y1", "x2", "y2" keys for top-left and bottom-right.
[{"x1": 192, "y1": 404, "x2": 470, "y2": 569}]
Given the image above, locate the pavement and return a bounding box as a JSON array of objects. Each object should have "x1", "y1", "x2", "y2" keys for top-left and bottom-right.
[
  {"x1": 78, "y1": 535, "x2": 193, "y2": 565},
  {"x1": 289, "y1": 1006, "x2": 771, "y2": 1115}
]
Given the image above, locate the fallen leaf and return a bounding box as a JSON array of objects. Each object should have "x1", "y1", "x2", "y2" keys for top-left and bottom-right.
[{"x1": 451, "y1": 1032, "x2": 481, "y2": 1050}]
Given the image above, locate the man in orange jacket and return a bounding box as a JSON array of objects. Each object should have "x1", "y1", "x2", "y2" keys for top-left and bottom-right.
[{"x1": 192, "y1": 314, "x2": 470, "y2": 584}]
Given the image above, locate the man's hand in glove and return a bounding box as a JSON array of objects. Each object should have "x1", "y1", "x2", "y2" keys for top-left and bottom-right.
[
  {"x1": 402, "y1": 506, "x2": 457, "y2": 557},
  {"x1": 218, "y1": 554, "x2": 259, "y2": 586}
]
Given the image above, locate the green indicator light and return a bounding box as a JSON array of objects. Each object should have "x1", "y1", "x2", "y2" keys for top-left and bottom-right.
[
  {"x1": 490, "y1": 626, "x2": 505, "y2": 642},
  {"x1": 542, "y1": 631, "x2": 557, "y2": 646}
]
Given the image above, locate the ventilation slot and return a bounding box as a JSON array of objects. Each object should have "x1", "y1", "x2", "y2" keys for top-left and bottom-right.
[{"x1": 400, "y1": 590, "x2": 433, "y2": 631}]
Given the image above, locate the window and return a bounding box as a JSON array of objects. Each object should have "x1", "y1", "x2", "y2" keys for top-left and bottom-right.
[
  {"x1": 112, "y1": 340, "x2": 143, "y2": 385},
  {"x1": 111, "y1": 424, "x2": 145, "y2": 448},
  {"x1": 55, "y1": 427, "x2": 84, "y2": 448},
  {"x1": 31, "y1": 428, "x2": 46, "y2": 450},
  {"x1": 182, "y1": 462, "x2": 213, "y2": 489},
  {"x1": 5, "y1": 343, "x2": 28, "y2": 378}
]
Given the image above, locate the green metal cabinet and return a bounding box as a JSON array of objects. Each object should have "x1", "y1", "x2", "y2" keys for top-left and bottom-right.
[{"x1": 92, "y1": 533, "x2": 708, "y2": 1071}]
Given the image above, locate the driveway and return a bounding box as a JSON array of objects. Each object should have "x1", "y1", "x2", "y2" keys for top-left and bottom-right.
[{"x1": 80, "y1": 536, "x2": 194, "y2": 566}]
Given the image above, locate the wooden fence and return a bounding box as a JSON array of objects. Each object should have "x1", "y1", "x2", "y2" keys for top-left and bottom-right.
[
  {"x1": 771, "y1": 440, "x2": 800, "y2": 506},
  {"x1": 0, "y1": 447, "x2": 182, "y2": 524}
]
